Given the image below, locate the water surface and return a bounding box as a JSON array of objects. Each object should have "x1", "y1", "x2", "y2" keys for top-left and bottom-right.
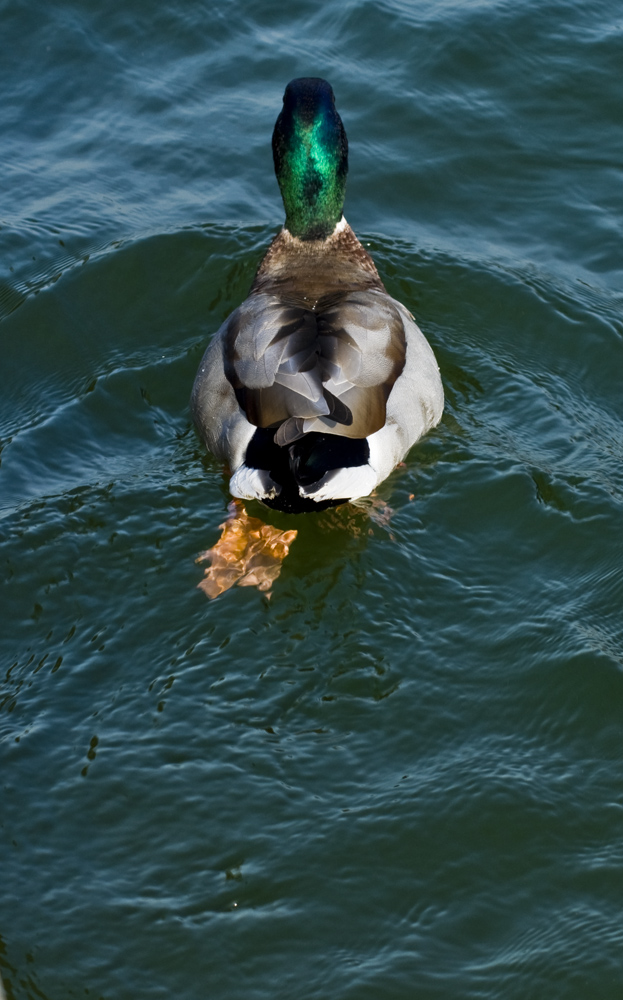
[{"x1": 2, "y1": 1, "x2": 623, "y2": 998}]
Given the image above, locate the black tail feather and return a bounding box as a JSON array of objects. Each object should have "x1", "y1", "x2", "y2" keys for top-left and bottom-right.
[{"x1": 244, "y1": 428, "x2": 369, "y2": 513}]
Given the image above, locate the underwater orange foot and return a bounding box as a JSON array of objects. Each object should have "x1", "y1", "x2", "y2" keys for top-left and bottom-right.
[{"x1": 196, "y1": 500, "x2": 298, "y2": 599}]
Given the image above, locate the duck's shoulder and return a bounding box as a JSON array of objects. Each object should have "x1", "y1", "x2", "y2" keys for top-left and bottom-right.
[{"x1": 250, "y1": 219, "x2": 386, "y2": 304}]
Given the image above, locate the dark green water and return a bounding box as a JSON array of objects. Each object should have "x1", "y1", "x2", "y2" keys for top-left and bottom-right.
[{"x1": 2, "y1": 1, "x2": 623, "y2": 997}]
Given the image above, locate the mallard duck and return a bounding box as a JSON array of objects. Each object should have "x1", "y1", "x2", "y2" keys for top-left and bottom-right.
[{"x1": 192, "y1": 77, "x2": 443, "y2": 513}]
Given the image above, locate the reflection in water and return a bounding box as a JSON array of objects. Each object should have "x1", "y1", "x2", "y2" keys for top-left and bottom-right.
[
  {"x1": 349, "y1": 493, "x2": 396, "y2": 536},
  {"x1": 196, "y1": 500, "x2": 298, "y2": 598}
]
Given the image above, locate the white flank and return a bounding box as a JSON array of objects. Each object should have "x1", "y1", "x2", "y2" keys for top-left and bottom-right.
[
  {"x1": 299, "y1": 464, "x2": 378, "y2": 503},
  {"x1": 230, "y1": 465, "x2": 280, "y2": 501}
]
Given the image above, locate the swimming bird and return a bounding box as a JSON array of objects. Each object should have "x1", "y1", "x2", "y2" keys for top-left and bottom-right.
[{"x1": 191, "y1": 77, "x2": 443, "y2": 513}]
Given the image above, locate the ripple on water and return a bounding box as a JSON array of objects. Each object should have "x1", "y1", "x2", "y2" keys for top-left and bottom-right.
[{"x1": 2, "y1": 0, "x2": 623, "y2": 989}]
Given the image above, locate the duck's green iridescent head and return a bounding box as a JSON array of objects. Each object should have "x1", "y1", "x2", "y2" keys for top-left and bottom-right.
[{"x1": 272, "y1": 78, "x2": 348, "y2": 241}]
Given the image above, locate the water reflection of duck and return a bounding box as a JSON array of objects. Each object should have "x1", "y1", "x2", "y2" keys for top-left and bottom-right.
[{"x1": 192, "y1": 77, "x2": 443, "y2": 514}]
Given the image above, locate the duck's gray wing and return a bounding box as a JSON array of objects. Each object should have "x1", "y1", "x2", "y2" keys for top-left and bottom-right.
[
  {"x1": 314, "y1": 288, "x2": 406, "y2": 440},
  {"x1": 223, "y1": 293, "x2": 350, "y2": 429},
  {"x1": 223, "y1": 289, "x2": 406, "y2": 444}
]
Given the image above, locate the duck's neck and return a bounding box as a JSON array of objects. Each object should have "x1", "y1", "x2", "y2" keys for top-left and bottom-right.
[{"x1": 272, "y1": 81, "x2": 348, "y2": 241}]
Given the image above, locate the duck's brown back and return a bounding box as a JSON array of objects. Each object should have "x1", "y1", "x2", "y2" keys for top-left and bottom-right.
[
  {"x1": 222, "y1": 223, "x2": 407, "y2": 444},
  {"x1": 250, "y1": 222, "x2": 386, "y2": 304}
]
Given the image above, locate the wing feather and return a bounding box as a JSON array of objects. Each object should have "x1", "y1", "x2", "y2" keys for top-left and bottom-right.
[{"x1": 223, "y1": 289, "x2": 406, "y2": 440}]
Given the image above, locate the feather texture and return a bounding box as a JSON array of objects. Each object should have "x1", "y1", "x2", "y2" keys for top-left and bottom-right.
[
  {"x1": 222, "y1": 288, "x2": 406, "y2": 444},
  {"x1": 191, "y1": 222, "x2": 444, "y2": 511},
  {"x1": 191, "y1": 78, "x2": 444, "y2": 513}
]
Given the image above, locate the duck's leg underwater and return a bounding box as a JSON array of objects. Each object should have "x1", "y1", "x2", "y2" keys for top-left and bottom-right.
[{"x1": 196, "y1": 500, "x2": 298, "y2": 598}]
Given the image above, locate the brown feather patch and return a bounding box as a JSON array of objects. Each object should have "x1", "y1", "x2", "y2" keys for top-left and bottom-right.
[{"x1": 223, "y1": 289, "x2": 406, "y2": 439}]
